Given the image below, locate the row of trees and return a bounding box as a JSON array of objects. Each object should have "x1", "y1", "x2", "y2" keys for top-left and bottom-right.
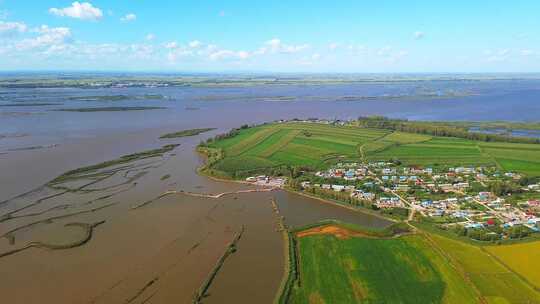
[
  {"x1": 452, "y1": 223, "x2": 531, "y2": 241},
  {"x1": 356, "y1": 116, "x2": 540, "y2": 144}
]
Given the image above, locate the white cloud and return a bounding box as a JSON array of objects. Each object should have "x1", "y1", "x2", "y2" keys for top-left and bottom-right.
[
  {"x1": 298, "y1": 53, "x2": 321, "y2": 66},
  {"x1": 16, "y1": 25, "x2": 72, "y2": 50},
  {"x1": 164, "y1": 41, "x2": 178, "y2": 49},
  {"x1": 262, "y1": 38, "x2": 309, "y2": 54},
  {"x1": 167, "y1": 47, "x2": 194, "y2": 62},
  {"x1": 209, "y1": 49, "x2": 250, "y2": 61},
  {"x1": 521, "y1": 49, "x2": 535, "y2": 56},
  {"x1": 49, "y1": 2, "x2": 103, "y2": 21},
  {"x1": 413, "y1": 31, "x2": 425, "y2": 40},
  {"x1": 145, "y1": 33, "x2": 155, "y2": 41},
  {"x1": 120, "y1": 13, "x2": 136, "y2": 22},
  {"x1": 328, "y1": 43, "x2": 339, "y2": 51},
  {"x1": 188, "y1": 40, "x2": 202, "y2": 48},
  {"x1": 0, "y1": 21, "x2": 27, "y2": 37}
]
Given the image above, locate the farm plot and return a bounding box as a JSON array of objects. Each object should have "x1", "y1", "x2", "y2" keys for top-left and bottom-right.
[
  {"x1": 290, "y1": 232, "x2": 479, "y2": 304},
  {"x1": 429, "y1": 234, "x2": 540, "y2": 304},
  {"x1": 485, "y1": 241, "x2": 540, "y2": 289}
]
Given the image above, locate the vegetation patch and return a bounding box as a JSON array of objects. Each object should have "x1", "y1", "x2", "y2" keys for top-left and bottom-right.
[
  {"x1": 53, "y1": 106, "x2": 166, "y2": 112},
  {"x1": 159, "y1": 128, "x2": 215, "y2": 139}
]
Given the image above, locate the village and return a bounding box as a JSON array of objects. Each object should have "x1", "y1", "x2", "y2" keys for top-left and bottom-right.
[{"x1": 244, "y1": 160, "x2": 540, "y2": 240}]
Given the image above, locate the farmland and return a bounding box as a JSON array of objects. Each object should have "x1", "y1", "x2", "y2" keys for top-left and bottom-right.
[
  {"x1": 202, "y1": 121, "x2": 540, "y2": 178},
  {"x1": 285, "y1": 223, "x2": 540, "y2": 304},
  {"x1": 485, "y1": 241, "x2": 540, "y2": 289},
  {"x1": 289, "y1": 226, "x2": 479, "y2": 304},
  {"x1": 428, "y1": 234, "x2": 540, "y2": 303}
]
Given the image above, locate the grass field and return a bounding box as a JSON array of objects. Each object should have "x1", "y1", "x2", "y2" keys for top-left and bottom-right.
[
  {"x1": 204, "y1": 122, "x2": 540, "y2": 177},
  {"x1": 485, "y1": 241, "x2": 540, "y2": 289},
  {"x1": 290, "y1": 232, "x2": 479, "y2": 304},
  {"x1": 428, "y1": 234, "x2": 540, "y2": 304}
]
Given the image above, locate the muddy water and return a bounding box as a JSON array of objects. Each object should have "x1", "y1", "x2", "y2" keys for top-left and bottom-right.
[{"x1": 0, "y1": 132, "x2": 392, "y2": 304}]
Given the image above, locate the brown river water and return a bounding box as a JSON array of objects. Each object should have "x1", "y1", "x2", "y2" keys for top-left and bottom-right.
[{"x1": 0, "y1": 124, "x2": 390, "y2": 304}]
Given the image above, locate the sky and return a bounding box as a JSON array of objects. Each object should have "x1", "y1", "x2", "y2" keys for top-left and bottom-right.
[{"x1": 0, "y1": 0, "x2": 539, "y2": 72}]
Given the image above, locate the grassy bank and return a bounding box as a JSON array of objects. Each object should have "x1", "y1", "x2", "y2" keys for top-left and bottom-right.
[
  {"x1": 159, "y1": 128, "x2": 216, "y2": 139},
  {"x1": 49, "y1": 144, "x2": 178, "y2": 185}
]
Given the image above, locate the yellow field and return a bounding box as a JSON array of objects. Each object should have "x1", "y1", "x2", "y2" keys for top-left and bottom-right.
[{"x1": 485, "y1": 241, "x2": 540, "y2": 289}]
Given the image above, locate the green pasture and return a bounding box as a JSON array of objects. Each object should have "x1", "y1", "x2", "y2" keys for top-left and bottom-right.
[{"x1": 290, "y1": 234, "x2": 479, "y2": 304}]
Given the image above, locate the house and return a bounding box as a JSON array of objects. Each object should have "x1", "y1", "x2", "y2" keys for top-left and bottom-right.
[
  {"x1": 430, "y1": 210, "x2": 445, "y2": 217},
  {"x1": 344, "y1": 185, "x2": 356, "y2": 192},
  {"x1": 382, "y1": 168, "x2": 396, "y2": 175},
  {"x1": 438, "y1": 184, "x2": 453, "y2": 191},
  {"x1": 454, "y1": 182, "x2": 470, "y2": 189},
  {"x1": 332, "y1": 185, "x2": 346, "y2": 192},
  {"x1": 528, "y1": 200, "x2": 540, "y2": 207},
  {"x1": 527, "y1": 184, "x2": 540, "y2": 190},
  {"x1": 300, "y1": 181, "x2": 311, "y2": 188},
  {"x1": 421, "y1": 200, "x2": 433, "y2": 208},
  {"x1": 465, "y1": 222, "x2": 484, "y2": 229}
]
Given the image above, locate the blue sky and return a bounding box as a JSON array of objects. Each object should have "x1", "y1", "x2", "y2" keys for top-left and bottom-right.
[{"x1": 0, "y1": 1, "x2": 539, "y2": 72}]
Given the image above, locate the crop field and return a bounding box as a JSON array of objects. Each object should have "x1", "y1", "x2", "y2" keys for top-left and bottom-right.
[
  {"x1": 478, "y1": 142, "x2": 540, "y2": 176},
  {"x1": 485, "y1": 241, "x2": 540, "y2": 289},
  {"x1": 290, "y1": 233, "x2": 479, "y2": 304},
  {"x1": 429, "y1": 234, "x2": 540, "y2": 303},
  {"x1": 205, "y1": 122, "x2": 540, "y2": 177}
]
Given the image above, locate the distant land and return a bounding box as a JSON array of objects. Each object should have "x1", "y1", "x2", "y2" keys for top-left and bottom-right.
[{"x1": 1, "y1": 72, "x2": 540, "y2": 89}]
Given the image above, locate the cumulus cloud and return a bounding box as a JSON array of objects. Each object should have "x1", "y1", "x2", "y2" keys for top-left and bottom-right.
[
  {"x1": 167, "y1": 46, "x2": 194, "y2": 62},
  {"x1": 164, "y1": 41, "x2": 178, "y2": 49},
  {"x1": 188, "y1": 40, "x2": 202, "y2": 48},
  {"x1": 209, "y1": 49, "x2": 250, "y2": 61},
  {"x1": 328, "y1": 42, "x2": 339, "y2": 51},
  {"x1": 145, "y1": 33, "x2": 155, "y2": 41},
  {"x1": 49, "y1": 2, "x2": 103, "y2": 21},
  {"x1": 0, "y1": 21, "x2": 27, "y2": 37},
  {"x1": 120, "y1": 13, "x2": 136, "y2": 22},
  {"x1": 260, "y1": 38, "x2": 309, "y2": 54},
  {"x1": 16, "y1": 25, "x2": 72, "y2": 51},
  {"x1": 413, "y1": 31, "x2": 425, "y2": 40}
]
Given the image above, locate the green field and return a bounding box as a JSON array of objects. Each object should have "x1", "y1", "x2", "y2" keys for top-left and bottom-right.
[
  {"x1": 204, "y1": 122, "x2": 540, "y2": 177},
  {"x1": 290, "y1": 233, "x2": 479, "y2": 304}
]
